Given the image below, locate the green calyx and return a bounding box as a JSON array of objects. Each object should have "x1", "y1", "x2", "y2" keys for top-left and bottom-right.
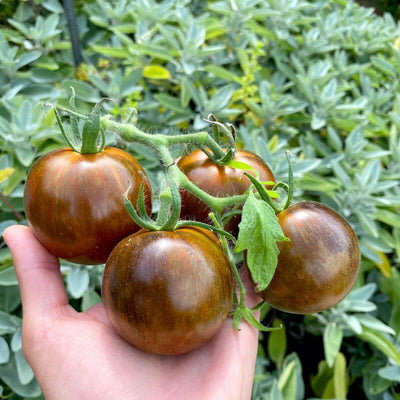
[
  {"x1": 51, "y1": 89, "x2": 109, "y2": 154},
  {"x1": 124, "y1": 167, "x2": 237, "y2": 241},
  {"x1": 124, "y1": 169, "x2": 183, "y2": 232},
  {"x1": 199, "y1": 114, "x2": 237, "y2": 165},
  {"x1": 245, "y1": 151, "x2": 295, "y2": 214}
]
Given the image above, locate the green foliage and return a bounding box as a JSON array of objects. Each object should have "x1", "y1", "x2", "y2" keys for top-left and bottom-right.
[
  {"x1": 235, "y1": 192, "x2": 288, "y2": 291},
  {"x1": 0, "y1": 0, "x2": 400, "y2": 398}
]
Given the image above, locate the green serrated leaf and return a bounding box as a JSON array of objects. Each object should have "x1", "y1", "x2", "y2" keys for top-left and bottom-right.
[{"x1": 235, "y1": 192, "x2": 288, "y2": 291}]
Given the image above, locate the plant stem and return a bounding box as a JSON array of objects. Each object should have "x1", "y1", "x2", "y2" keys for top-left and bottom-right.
[
  {"x1": 209, "y1": 213, "x2": 246, "y2": 307},
  {"x1": 100, "y1": 117, "x2": 248, "y2": 212}
]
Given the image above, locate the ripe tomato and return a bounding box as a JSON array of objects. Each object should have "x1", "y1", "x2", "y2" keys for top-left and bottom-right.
[
  {"x1": 102, "y1": 226, "x2": 233, "y2": 355},
  {"x1": 24, "y1": 147, "x2": 152, "y2": 265},
  {"x1": 260, "y1": 201, "x2": 360, "y2": 314},
  {"x1": 176, "y1": 149, "x2": 275, "y2": 235}
]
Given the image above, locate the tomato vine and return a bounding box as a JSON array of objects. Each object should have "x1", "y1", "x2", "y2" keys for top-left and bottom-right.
[{"x1": 28, "y1": 92, "x2": 360, "y2": 341}]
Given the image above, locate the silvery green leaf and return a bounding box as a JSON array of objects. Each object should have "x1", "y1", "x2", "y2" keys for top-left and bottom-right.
[
  {"x1": 269, "y1": 380, "x2": 283, "y2": 400},
  {"x1": 374, "y1": 209, "x2": 400, "y2": 229},
  {"x1": 378, "y1": 365, "x2": 400, "y2": 382},
  {"x1": 331, "y1": 161, "x2": 352, "y2": 187},
  {"x1": 347, "y1": 283, "x2": 377, "y2": 301},
  {"x1": 360, "y1": 243, "x2": 382, "y2": 264},
  {"x1": 342, "y1": 314, "x2": 362, "y2": 334},
  {"x1": 81, "y1": 290, "x2": 102, "y2": 312},
  {"x1": 345, "y1": 125, "x2": 367, "y2": 154},
  {"x1": 0, "y1": 311, "x2": 20, "y2": 335},
  {"x1": 311, "y1": 112, "x2": 326, "y2": 130},
  {"x1": 15, "y1": 350, "x2": 34, "y2": 385},
  {"x1": 356, "y1": 211, "x2": 379, "y2": 238},
  {"x1": 356, "y1": 314, "x2": 395, "y2": 335},
  {"x1": 324, "y1": 322, "x2": 343, "y2": 368},
  {"x1": 292, "y1": 159, "x2": 321, "y2": 175},
  {"x1": 41, "y1": 0, "x2": 64, "y2": 13},
  {"x1": 321, "y1": 78, "x2": 337, "y2": 100},
  {"x1": 362, "y1": 235, "x2": 393, "y2": 253},
  {"x1": 326, "y1": 126, "x2": 342, "y2": 151},
  {"x1": 0, "y1": 337, "x2": 10, "y2": 364},
  {"x1": 371, "y1": 56, "x2": 396, "y2": 77},
  {"x1": 345, "y1": 300, "x2": 376, "y2": 313},
  {"x1": 0, "y1": 355, "x2": 41, "y2": 397},
  {"x1": 358, "y1": 159, "x2": 381, "y2": 189},
  {"x1": 67, "y1": 268, "x2": 90, "y2": 299},
  {"x1": 309, "y1": 60, "x2": 331, "y2": 80},
  {"x1": 279, "y1": 353, "x2": 305, "y2": 400},
  {"x1": 335, "y1": 97, "x2": 368, "y2": 112},
  {"x1": 11, "y1": 328, "x2": 22, "y2": 352},
  {"x1": 0, "y1": 266, "x2": 18, "y2": 286},
  {"x1": 15, "y1": 51, "x2": 42, "y2": 70}
]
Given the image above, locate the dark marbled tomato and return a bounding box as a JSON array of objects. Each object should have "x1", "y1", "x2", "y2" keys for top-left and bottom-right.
[
  {"x1": 24, "y1": 147, "x2": 152, "y2": 265},
  {"x1": 102, "y1": 226, "x2": 233, "y2": 355},
  {"x1": 176, "y1": 149, "x2": 275, "y2": 236},
  {"x1": 261, "y1": 201, "x2": 360, "y2": 314}
]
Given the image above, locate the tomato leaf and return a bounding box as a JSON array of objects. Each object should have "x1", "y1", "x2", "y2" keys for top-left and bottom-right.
[{"x1": 235, "y1": 192, "x2": 289, "y2": 291}]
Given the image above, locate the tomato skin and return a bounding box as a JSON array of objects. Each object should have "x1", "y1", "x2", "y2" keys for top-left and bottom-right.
[
  {"x1": 177, "y1": 149, "x2": 275, "y2": 235},
  {"x1": 102, "y1": 226, "x2": 233, "y2": 355},
  {"x1": 260, "y1": 201, "x2": 360, "y2": 314},
  {"x1": 24, "y1": 147, "x2": 152, "y2": 265}
]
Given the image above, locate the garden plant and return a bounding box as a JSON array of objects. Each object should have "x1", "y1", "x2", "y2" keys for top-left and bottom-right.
[{"x1": 1, "y1": 0, "x2": 400, "y2": 399}]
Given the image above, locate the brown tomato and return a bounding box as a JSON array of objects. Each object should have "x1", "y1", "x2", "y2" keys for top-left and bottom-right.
[
  {"x1": 102, "y1": 226, "x2": 233, "y2": 355},
  {"x1": 260, "y1": 201, "x2": 360, "y2": 314},
  {"x1": 24, "y1": 147, "x2": 152, "y2": 265}
]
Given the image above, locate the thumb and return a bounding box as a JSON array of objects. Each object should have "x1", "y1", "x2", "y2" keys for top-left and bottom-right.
[{"x1": 4, "y1": 225, "x2": 69, "y2": 316}]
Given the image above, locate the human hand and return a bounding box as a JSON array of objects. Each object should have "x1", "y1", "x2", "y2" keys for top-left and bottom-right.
[{"x1": 4, "y1": 225, "x2": 260, "y2": 400}]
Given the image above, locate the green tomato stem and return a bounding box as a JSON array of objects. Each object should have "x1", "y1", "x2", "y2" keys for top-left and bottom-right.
[
  {"x1": 100, "y1": 118, "x2": 226, "y2": 160},
  {"x1": 159, "y1": 170, "x2": 182, "y2": 231},
  {"x1": 283, "y1": 151, "x2": 294, "y2": 209},
  {"x1": 80, "y1": 119, "x2": 101, "y2": 153},
  {"x1": 209, "y1": 213, "x2": 246, "y2": 310},
  {"x1": 100, "y1": 117, "x2": 248, "y2": 213}
]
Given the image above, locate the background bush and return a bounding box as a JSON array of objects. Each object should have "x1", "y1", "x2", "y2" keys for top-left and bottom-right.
[{"x1": 0, "y1": 0, "x2": 400, "y2": 398}]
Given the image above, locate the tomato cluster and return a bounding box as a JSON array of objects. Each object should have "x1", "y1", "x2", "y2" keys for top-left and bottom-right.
[{"x1": 24, "y1": 140, "x2": 360, "y2": 355}]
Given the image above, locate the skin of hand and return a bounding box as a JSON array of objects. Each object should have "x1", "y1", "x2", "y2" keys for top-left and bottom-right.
[{"x1": 4, "y1": 225, "x2": 261, "y2": 400}]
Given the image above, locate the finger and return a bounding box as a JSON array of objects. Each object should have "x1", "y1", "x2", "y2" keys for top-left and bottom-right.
[
  {"x1": 3, "y1": 225, "x2": 69, "y2": 316},
  {"x1": 238, "y1": 265, "x2": 263, "y2": 310},
  {"x1": 82, "y1": 302, "x2": 113, "y2": 327}
]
